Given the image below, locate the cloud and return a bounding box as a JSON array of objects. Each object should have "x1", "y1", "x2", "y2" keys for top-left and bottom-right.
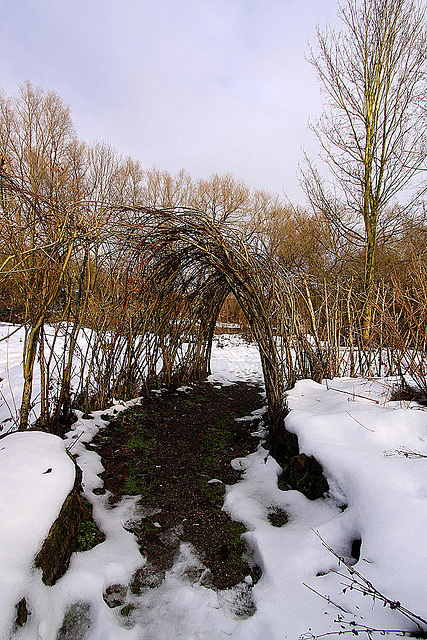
[{"x1": 0, "y1": 0, "x2": 339, "y2": 203}]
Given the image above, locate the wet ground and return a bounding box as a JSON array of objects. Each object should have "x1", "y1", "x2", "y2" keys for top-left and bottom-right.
[{"x1": 92, "y1": 382, "x2": 265, "y2": 592}]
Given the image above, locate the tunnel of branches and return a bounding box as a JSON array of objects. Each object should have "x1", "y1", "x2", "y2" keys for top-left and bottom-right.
[
  {"x1": 116, "y1": 204, "x2": 288, "y2": 439},
  {"x1": 0, "y1": 172, "x2": 288, "y2": 442},
  {"x1": 7, "y1": 170, "x2": 421, "y2": 455}
]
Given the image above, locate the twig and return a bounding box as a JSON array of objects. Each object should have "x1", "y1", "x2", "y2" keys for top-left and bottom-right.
[
  {"x1": 0, "y1": 324, "x2": 21, "y2": 343},
  {"x1": 312, "y1": 531, "x2": 427, "y2": 633},
  {"x1": 66, "y1": 430, "x2": 85, "y2": 451},
  {"x1": 303, "y1": 582, "x2": 350, "y2": 614},
  {"x1": 0, "y1": 388, "x2": 19, "y2": 431},
  {"x1": 326, "y1": 387, "x2": 380, "y2": 404},
  {"x1": 383, "y1": 447, "x2": 427, "y2": 459},
  {"x1": 300, "y1": 623, "x2": 422, "y2": 639},
  {"x1": 345, "y1": 411, "x2": 374, "y2": 432}
]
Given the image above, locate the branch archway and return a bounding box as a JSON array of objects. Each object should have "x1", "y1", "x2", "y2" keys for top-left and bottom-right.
[
  {"x1": 0, "y1": 172, "x2": 288, "y2": 437},
  {"x1": 118, "y1": 205, "x2": 287, "y2": 435}
]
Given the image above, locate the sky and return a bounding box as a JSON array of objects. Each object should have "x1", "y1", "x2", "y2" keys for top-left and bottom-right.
[{"x1": 0, "y1": 0, "x2": 340, "y2": 205}]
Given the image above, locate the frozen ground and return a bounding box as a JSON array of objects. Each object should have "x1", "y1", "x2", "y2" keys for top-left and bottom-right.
[{"x1": 0, "y1": 325, "x2": 426, "y2": 639}]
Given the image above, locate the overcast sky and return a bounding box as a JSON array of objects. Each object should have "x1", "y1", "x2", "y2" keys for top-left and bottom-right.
[{"x1": 0, "y1": 0, "x2": 339, "y2": 205}]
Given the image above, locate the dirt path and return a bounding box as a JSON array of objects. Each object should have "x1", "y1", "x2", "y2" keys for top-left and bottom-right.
[{"x1": 92, "y1": 382, "x2": 264, "y2": 594}]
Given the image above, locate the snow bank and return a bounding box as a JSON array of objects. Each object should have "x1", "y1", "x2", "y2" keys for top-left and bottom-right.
[
  {"x1": 225, "y1": 376, "x2": 427, "y2": 639},
  {"x1": 0, "y1": 431, "x2": 75, "y2": 638},
  {"x1": 1, "y1": 324, "x2": 426, "y2": 639},
  {"x1": 0, "y1": 323, "x2": 26, "y2": 429}
]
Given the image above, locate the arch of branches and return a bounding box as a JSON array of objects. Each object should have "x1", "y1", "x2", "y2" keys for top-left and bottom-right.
[
  {"x1": 117, "y1": 205, "x2": 287, "y2": 434},
  {"x1": 4, "y1": 169, "x2": 425, "y2": 449},
  {"x1": 0, "y1": 172, "x2": 293, "y2": 441}
]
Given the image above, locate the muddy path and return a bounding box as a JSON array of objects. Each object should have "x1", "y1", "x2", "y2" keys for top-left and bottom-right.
[{"x1": 92, "y1": 382, "x2": 265, "y2": 595}]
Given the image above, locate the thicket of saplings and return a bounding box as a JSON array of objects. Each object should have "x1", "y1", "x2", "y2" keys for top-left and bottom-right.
[{"x1": 1, "y1": 83, "x2": 426, "y2": 435}]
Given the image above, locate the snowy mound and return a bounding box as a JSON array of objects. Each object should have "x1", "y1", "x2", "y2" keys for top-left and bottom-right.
[{"x1": 0, "y1": 432, "x2": 75, "y2": 636}]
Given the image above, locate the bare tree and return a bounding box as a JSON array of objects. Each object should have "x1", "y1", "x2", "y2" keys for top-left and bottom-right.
[{"x1": 303, "y1": 0, "x2": 427, "y2": 338}]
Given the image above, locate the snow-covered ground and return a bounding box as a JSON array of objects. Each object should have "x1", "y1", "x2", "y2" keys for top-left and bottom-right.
[
  {"x1": 0, "y1": 325, "x2": 426, "y2": 639},
  {"x1": 0, "y1": 432, "x2": 75, "y2": 639}
]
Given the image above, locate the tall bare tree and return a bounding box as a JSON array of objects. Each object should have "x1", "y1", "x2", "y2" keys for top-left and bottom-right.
[{"x1": 303, "y1": 0, "x2": 427, "y2": 338}]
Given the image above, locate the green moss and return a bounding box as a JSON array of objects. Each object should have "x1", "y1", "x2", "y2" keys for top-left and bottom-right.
[
  {"x1": 124, "y1": 518, "x2": 159, "y2": 543},
  {"x1": 123, "y1": 475, "x2": 140, "y2": 495},
  {"x1": 35, "y1": 486, "x2": 82, "y2": 586},
  {"x1": 208, "y1": 519, "x2": 252, "y2": 587},
  {"x1": 76, "y1": 497, "x2": 105, "y2": 552},
  {"x1": 123, "y1": 469, "x2": 158, "y2": 507},
  {"x1": 201, "y1": 481, "x2": 226, "y2": 505},
  {"x1": 57, "y1": 602, "x2": 91, "y2": 639},
  {"x1": 267, "y1": 509, "x2": 288, "y2": 527},
  {"x1": 120, "y1": 604, "x2": 136, "y2": 617},
  {"x1": 77, "y1": 521, "x2": 100, "y2": 551},
  {"x1": 124, "y1": 434, "x2": 156, "y2": 455}
]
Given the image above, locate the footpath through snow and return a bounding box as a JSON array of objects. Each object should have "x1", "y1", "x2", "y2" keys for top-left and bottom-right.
[{"x1": 0, "y1": 329, "x2": 426, "y2": 639}]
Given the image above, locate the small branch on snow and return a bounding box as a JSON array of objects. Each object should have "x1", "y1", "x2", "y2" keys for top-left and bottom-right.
[
  {"x1": 311, "y1": 531, "x2": 427, "y2": 634},
  {"x1": 66, "y1": 430, "x2": 85, "y2": 452},
  {"x1": 325, "y1": 386, "x2": 380, "y2": 404},
  {"x1": 345, "y1": 411, "x2": 374, "y2": 432},
  {"x1": 0, "y1": 325, "x2": 21, "y2": 343},
  {"x1": 383, "y1": 447, "x2": 427, "y2": 459},
  {"x1": 303, "y1": 582, "x2": 350, "y2": 614},
  {"x1": 299, "y1": 621, "x2": 424, "y2": 639}
]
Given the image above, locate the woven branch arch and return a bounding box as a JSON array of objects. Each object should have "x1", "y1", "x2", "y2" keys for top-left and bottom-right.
[
  {"x1": 0, "y1": 171, "x2": 287, "y2": 434},
  {"x1": 116, "y1": 205, "x2": 287, "y2": 433}
]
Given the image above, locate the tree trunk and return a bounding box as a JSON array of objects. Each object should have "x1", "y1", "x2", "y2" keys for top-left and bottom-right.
[
  {"x1": 20, "y1": 323, "x2": 42, "y2": 429},
  {"x1": 362, "y1": 225, "x2": 376, "y2": 342}
]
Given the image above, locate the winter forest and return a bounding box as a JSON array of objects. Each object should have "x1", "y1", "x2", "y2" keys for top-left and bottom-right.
[{"x1": 1, "y1": 0, "x2": 427, "y2": 638}]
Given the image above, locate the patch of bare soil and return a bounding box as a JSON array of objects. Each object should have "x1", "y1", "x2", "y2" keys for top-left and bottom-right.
[{"x1": 92, "y1": 382, "x2": 264, "y2": 593}]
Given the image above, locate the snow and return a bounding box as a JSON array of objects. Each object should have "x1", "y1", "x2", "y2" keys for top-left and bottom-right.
[
  {"x1": 0, "y1": 326, "x2": 426, "y2": 639},
  {"x1": 0, "y1": 431, "x2": 75, "y2": 639},
  {"x1": 282, "y1": 377, "x2": 427, "y2": 635},
  {"x1": 208, "y1": 334, "x2": 264, "y2": 387},
  {"x1": 0, "y1": 323, "x2": 26, "y2": 430}
]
